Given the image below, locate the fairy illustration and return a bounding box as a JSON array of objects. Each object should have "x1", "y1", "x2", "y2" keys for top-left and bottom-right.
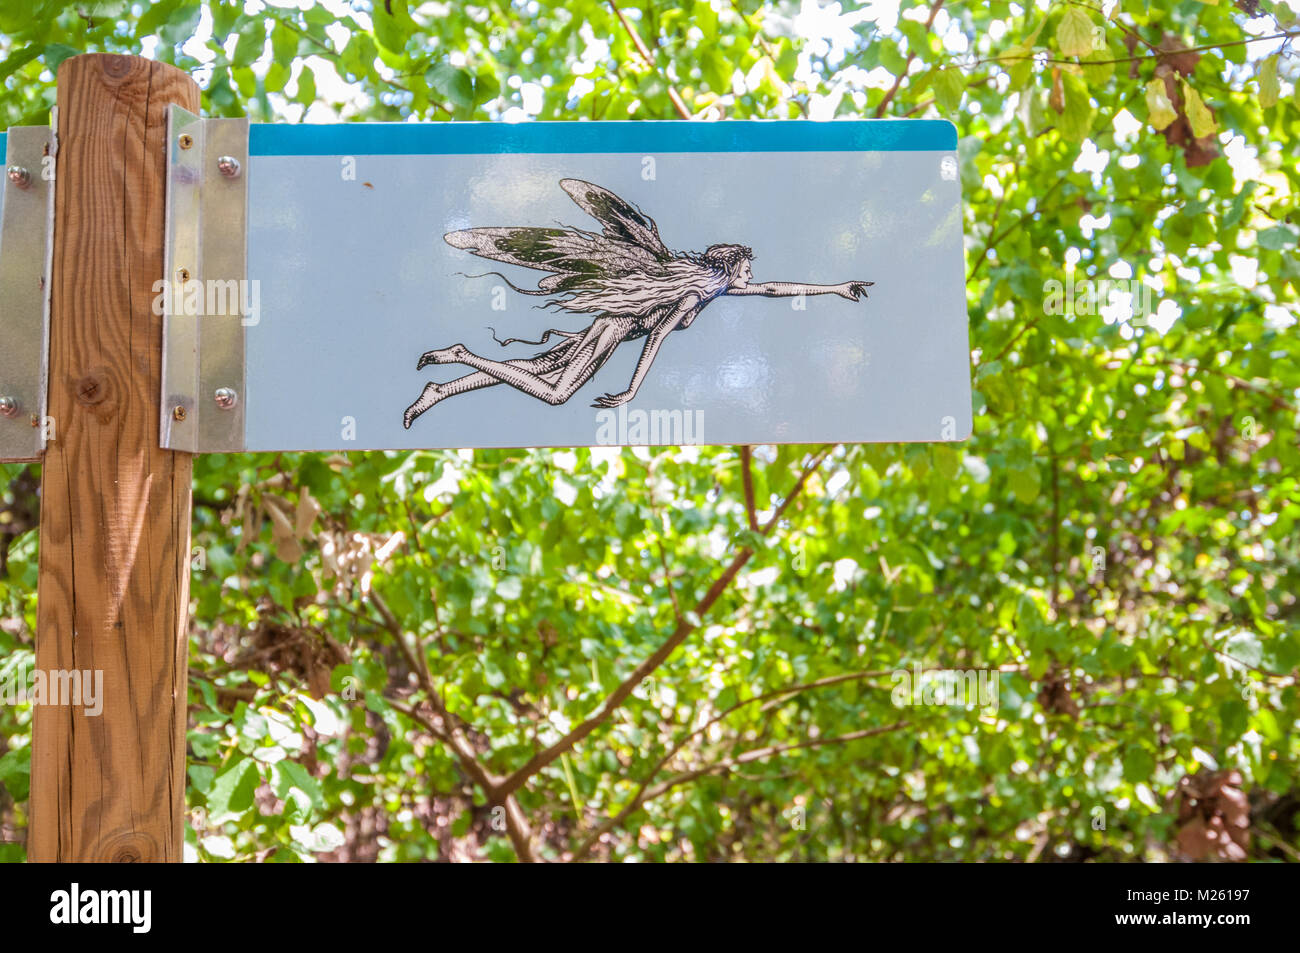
[{"x1": 403, "y1": 179, "x2": 873, "y2": 429}]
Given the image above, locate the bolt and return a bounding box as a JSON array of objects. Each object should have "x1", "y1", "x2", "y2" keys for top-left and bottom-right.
[
  {"x1": 30, "y1": 414, "x2": 40, "y2": 428},
  {"x1": 178, "y1": 133, "x2": 194, "y2": 150},
  {"x1": 216, "y1": 155, "x2": 241, "y2": 178},
  {"x1": 173, "y1": 405, "x2": 187, "y2": 422},
  {"x1": 0, "y1": 396, "x2": 18, "y2": 418},
  {"x1": 6, "y1": 166, "x2": 31, "y2": 189},
  {"x1": 177, "y1": 267, "x2": 191, "y2": 283},
  {"x1": 214, "y1": 387, "x2": 238, "y2": 410}
]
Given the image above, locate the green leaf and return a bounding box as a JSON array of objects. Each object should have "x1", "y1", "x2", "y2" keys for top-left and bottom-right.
[
  {"x1": 271, "y1": 22, "x2": 298, "y2": 69},
  {"x1": 232, "y1": 21, "x2": 266, "y2": 67},
  {"x1": 1258, "y1": 55, "x2": 1280, "y2": 109},
  {"x1": 1223, "y1": 630, "x2": 1263, "y2": 669},
  {"x1": 188, "y1": 764, "x2": 215, "y2": 794},
  {"x1": 0, "y1": 747, "x2": 31, "y2": 802},
  {"x1": 295, "y1": 63, "x2": 317, "y2": 106},
  {"x1": 41, "y1": 43, "x2": 81, "y2": 73},
  {"x1": 276, "y1": 760, "x2": 324, "y2": 813},
  {"x1": 1080, "y1": 52, "x2": 1114, "y2": 85},
  {"x1": 206, "y1": 757, "x2": 258, "y2": 820},
  {"x1": 1004, "y1": 44, "x2": 1034, "y2": 91},
  {"x1": 135, "y1": 0, "x2": 186, "y2": 37},
  {"x1": 1055, "y1": 8, "x2": 1096, "y2": 58},
  {"x1": 372, "y1": 0, "x2": 410, "y2": 54},
  {"x1": 931, "y1": 68, "x2": 964, "y2": 114},
  {"x1": 1008, "y1": 463, "x2": 1041, "y2": 503},
  {"x1": 210, "y1": 0, "x2": 240, "y2": 41},
  {"x1": 264, "y1": 60, "x2": 290, "y2": 94},
  {"x1": 1058, "y1": 73, "x2": 1093, "y2": 142},
  {"x1": 1222, "y1": 181, "x2": 1257, "y2": 228},
  {"x1": 1122, "y1": 746, "x2": 1155, "y2": 784},
  {"x1": 426, "y1": 63, "x2": 474, "y2": 109},
  {"x1": 1181, "y1": 81, "x2": 1215, "y2": 138},
  {"x1": 0, "y1": 44, "x2": 42, "y2": 81},
  {"x1": 482, "y1": 656, "x2": 506, "y2": 688},
  {"x1": 1258, "y1": 225, "x2": 1298, "y2": 250},
  {"x1": 341, "y1": 34, "x2": 378, "y2": 81},
  {"x1": 933, "y1": 444, "x2": 962, "y2": 480}
]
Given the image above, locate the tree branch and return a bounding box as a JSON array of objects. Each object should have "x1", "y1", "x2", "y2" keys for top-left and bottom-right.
[
  {"x1": 874, "y1": 0, "x2": 945, "y2": 117},
  {"x1": 568, "y1": 668, "x2": 896, "y2": 860},
  {"x1": 370, "y1": 589, "x2": 548, "y2": 858},
  {"x1": 387, "y1": 698, "x2": 538, "y2": 861},
  {"x1": 608, "y1": 0, "x2": 691, "y2": 119},
  {"x1": 740, "y1": 445, "x2": 759, "y2": 531},
  {"x1": 571, "y1": 721, "x2": 911, "y2": 859},
  {"x1": 961, "y1": 30, "x2": 1300, "y2": 71},
  {"x1": 493, "y1": 447, "x2": 836, "y2": 799}
]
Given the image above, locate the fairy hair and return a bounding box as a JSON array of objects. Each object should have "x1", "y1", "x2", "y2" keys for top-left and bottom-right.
[{"x1": 698, "y1": 243, "x2": 754, "y2": 277}]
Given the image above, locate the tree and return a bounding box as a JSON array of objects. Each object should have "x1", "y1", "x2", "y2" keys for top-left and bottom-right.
[{"x1": 1, "y1": 0, "x2": 1298, "y2": 862}]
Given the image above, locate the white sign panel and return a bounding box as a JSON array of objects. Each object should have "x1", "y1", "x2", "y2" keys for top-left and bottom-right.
[{"x1": 172, "y1": 119, "x2": 970, "y2": 451}]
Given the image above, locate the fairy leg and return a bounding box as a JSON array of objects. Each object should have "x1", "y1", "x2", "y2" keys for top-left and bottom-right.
[
  {"x1": 403, "y1": 350, "x2": 570, "y2": 429},
  {"x1": 422, "y1": 319, "x2": 627, "y2": 406}
]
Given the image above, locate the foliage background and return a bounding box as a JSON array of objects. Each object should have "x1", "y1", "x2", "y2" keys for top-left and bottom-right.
[{"x1": 2, "y1": 0, "x2": 1299, "y2": 862}]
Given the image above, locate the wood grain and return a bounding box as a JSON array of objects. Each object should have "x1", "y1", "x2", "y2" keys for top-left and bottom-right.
[{"x1": 30, "y1": 54, "x2": 199, "y2": 862}]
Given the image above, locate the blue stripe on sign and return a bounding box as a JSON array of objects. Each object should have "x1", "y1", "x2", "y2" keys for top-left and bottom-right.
[{"x1": 249, "y1": 119, "x2": 956, "y2": 156}]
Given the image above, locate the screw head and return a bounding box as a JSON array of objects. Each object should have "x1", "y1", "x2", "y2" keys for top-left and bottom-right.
[
  {"x1": 173, "y1": 405, "x2": 187, "y2": 422},
  {"x1": 6, "y1": 166, "x2": 31, "y2": 189},
  {"x1": 216, "y1": 155, "x2": 241, "y2": 178},
  {"x1": 177, "y1": 267, "x2": 191, "y2": 283},
  {"x1": 214, "y1": 387, "x2": 238, "y2": 410},
  {"x1": 0, "y1": 396, "x2": 18, "y2": 418},
  {"x1": 178, "y1": 133, "x2": 194, "y2": 150}
]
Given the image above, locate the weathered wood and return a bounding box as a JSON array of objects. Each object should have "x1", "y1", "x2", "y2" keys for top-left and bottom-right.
[{"x1": 30, "y1": 54, "x2": 199, "y2": 862}]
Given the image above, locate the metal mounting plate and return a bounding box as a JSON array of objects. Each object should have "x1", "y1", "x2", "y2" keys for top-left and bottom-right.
[
  {"x1": 160, "y1": 106, "x2": 249, "y2": 452},
  {"x1": 0, "y1": 125, "x2": 54, "y2": 463}
]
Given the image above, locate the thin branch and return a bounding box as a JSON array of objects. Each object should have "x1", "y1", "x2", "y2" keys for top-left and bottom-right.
[
  {"x1": 388, "y1": 698, "x2": 538, "y2": 861},
  {"x1": 569, "y1": 669, "x2": 896, "y2": 860},
  {"x1": 645, "y1": 459, "x2": 682, "y2": 622},
  {"x1": 763, "y1": 445, "x2": 834, "y2": 534},
  {"x1": 493, "y1": 448, "x2": 836, "y2": 799},
  {"x1": 573, "y1": 721, "x2": 911, "y2": 859},
  {"x1": 1065, "y1": 0, "x2": 1158, "y2": 53},
  {"x1": 875, "y1": 0, "x2": 945, "y2": 117},
  {"x1": 961, "y1": 30, "x2": 1300, "y2": 71},
  {"x1": 608, "y1": 1, "x2": 691, "y2": 119},
  {"x1": 655, "y1": 539, "x2": 682, "y2": 621},
  {"x1": 370, "y1": 590, "x2": 507, "y2": 797},
  {"x1": 494, "y1": 547, "x2": 753, "y2": 798},
  {"x1": 969, "y1": 175, "x2": 1067, "y2": 284},
  {"x1": 740, "y1": 445, "x2": 759, "y2": 532}
]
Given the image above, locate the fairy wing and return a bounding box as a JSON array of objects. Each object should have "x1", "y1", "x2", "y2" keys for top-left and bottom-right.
[
  {"x1": 558, "y1": 179, "x2": 671, "y2": 260},
  {"x1": 444, "y1": 226, "x2": 664, "y2": 292},
  {"x1": 444, "y1": 180, "x2": 674, "y2": 293}
]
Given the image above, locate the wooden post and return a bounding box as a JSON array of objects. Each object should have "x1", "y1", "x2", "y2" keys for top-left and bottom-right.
[{"x1": 30, "y1": 55, "x2": 199, "y2": 862}]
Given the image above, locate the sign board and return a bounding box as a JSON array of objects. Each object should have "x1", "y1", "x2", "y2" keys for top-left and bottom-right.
[{"x1": 161, "y1": 118, "x2": 971, "y2": 452}]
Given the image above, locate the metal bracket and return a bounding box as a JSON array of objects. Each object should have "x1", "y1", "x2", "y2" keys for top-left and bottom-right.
[
  {"x1": 160, "y1": 106, "x2": 249, "y2": 452},
  {"x1": 0, "y1": 125, "x2": 54, "y2": 463}
]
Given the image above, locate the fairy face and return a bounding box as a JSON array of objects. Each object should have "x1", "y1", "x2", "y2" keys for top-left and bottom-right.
[{"x1": 731, "y1": 259, "x2": 754, "y2": 288}]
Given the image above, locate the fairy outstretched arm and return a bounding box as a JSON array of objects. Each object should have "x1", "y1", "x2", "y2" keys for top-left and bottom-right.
[
  {"x1": 591, "y1": 296, "x2": 701, "y2": 408},
  {"x1": 727, "y1": 280, "x2": 873, "y2": 300}
]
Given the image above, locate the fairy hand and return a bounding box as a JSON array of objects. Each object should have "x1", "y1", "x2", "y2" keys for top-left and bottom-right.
[
  {"x1": 591, "y1": 390, "x2": 635, "y2": 408},
  {"x1": 837, "y1": 280, "x2": 874, "y2": 301}
]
